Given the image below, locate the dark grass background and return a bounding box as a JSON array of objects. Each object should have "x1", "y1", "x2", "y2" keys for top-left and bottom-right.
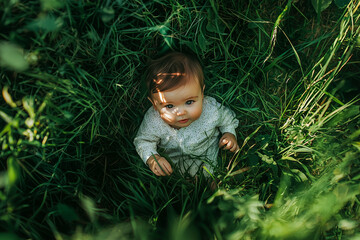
[{"x1": 0, "y1": 0, "x2": 359, "y2": 239}]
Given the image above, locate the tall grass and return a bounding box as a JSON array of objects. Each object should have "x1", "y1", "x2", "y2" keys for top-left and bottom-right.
[{"x1": 0, "y1": 0, "x2": 359, "y2": 239}]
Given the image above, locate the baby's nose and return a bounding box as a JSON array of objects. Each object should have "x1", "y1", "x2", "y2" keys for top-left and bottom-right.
[{"x1": 176, "y1": 107, "x2": 186, "y2": 116}]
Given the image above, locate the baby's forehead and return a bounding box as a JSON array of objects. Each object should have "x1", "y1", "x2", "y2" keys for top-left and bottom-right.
[
  {"x1": 155, "y1": 84, "x2": 199, "y2": 96},
  {"x1": 150, "y1": 78, "x2": 201, "y2": 98}
]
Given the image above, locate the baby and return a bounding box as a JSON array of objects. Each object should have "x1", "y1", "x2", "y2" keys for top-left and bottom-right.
[{"x1": 134, "y1": 52, "x2": 239, "y2": 177}]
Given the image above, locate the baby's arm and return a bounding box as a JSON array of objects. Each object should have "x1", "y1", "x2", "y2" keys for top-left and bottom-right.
[
  {"x1": 214, "y1": 100, "x2": 240, "y2": 152},
  {"x1": 146, "y1": 154, "x2": 173, "y2": 176},
  {"x1": 133, "y1": 109, "x2": 173, "y2": 176}
]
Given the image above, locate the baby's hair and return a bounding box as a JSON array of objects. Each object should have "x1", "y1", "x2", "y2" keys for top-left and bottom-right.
[{"x1": 145, "y1": 52, "x2": 204, "y2": 97}]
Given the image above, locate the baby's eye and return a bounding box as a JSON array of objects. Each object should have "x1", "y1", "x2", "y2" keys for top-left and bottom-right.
[
  {"x1": 165, "y1": 104, "x2": 174, "y2": 109},
  {"x1": 185, "y1": 100, "x2": 194, "y2": 105}
]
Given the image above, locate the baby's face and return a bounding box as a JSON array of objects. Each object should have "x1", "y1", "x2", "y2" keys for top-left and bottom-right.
[{"x1": 150, "y1": 80, "x2": 204, "y2": 129}]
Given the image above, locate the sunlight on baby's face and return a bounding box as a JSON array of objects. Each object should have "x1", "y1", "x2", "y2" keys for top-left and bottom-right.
[{"x1": 150, "y1": 79, "x2": 204, "y2": 129}]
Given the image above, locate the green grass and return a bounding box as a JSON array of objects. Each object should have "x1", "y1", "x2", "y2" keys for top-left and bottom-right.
[{"x1": 0, "y1": 0, "x2": 359, "y2": 239}]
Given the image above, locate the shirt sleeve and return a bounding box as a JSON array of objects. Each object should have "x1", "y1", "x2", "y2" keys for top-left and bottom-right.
[
  {"x1": 212, "y1": 98, "x2": 239, "y2": 138},
  {"x1": 133, "y1": 108, "x2": 160, "y2": 164}
]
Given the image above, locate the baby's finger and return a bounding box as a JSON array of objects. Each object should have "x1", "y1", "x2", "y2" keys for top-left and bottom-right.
[
  {"x1": 224, "y1": 141, "x2": 233, "y2": 150},
  {"x1": 230, "y1": 143, "x2": 238, "y2": 152},
  {"x1": 154, "y1": 164, "x2": 166, "y2": 176},
  {"x1": 219, "y1": 138, "x2": 228, "y2": 148},
  {"x1": 161, "y1": 162, "x2": 172, "y2": 175},
  {"x1": 164, "y1": 162, "x2": 173, "y2": 174},
  {"x1": 158, "y1": 167, "x2": 167, "y2": 176},
  {"x1": 154, "y1": 168, "x2": 162, "y2": 176}
]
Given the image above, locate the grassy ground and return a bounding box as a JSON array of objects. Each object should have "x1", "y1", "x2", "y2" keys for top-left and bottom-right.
[{"x1": 0, "y1": 0, "x2": 359, "y2": 239}]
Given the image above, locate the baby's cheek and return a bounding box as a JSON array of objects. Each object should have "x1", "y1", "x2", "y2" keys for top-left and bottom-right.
[
  {"x1": 191, "y1": 106, "x2": 202, "y2": 120},
  {"x1": 160, "y1": 110, "x2": 176, "y2": 124}
]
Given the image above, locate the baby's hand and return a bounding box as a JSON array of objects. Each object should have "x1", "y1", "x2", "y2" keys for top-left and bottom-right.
[
  {"x1": 219, "y1": 132, "x2": 239, "y2": 152},
  {"x1": 146, "y1": 154, "x2": 173, "y2": 176}
]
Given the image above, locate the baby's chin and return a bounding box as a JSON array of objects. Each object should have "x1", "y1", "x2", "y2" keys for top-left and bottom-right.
[{"x1": 175, "y1": 121, "x2": 192, "y2": 129}]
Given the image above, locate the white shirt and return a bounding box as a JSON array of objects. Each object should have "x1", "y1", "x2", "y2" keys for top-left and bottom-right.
[{"x1": 133, "y1": 96, "x2": 239, "y2": 174}]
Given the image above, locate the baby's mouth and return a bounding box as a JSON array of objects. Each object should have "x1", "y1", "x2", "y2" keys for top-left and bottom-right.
[{"x1": 178, "y1": 119, "x2": 189, "y2": 124}]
